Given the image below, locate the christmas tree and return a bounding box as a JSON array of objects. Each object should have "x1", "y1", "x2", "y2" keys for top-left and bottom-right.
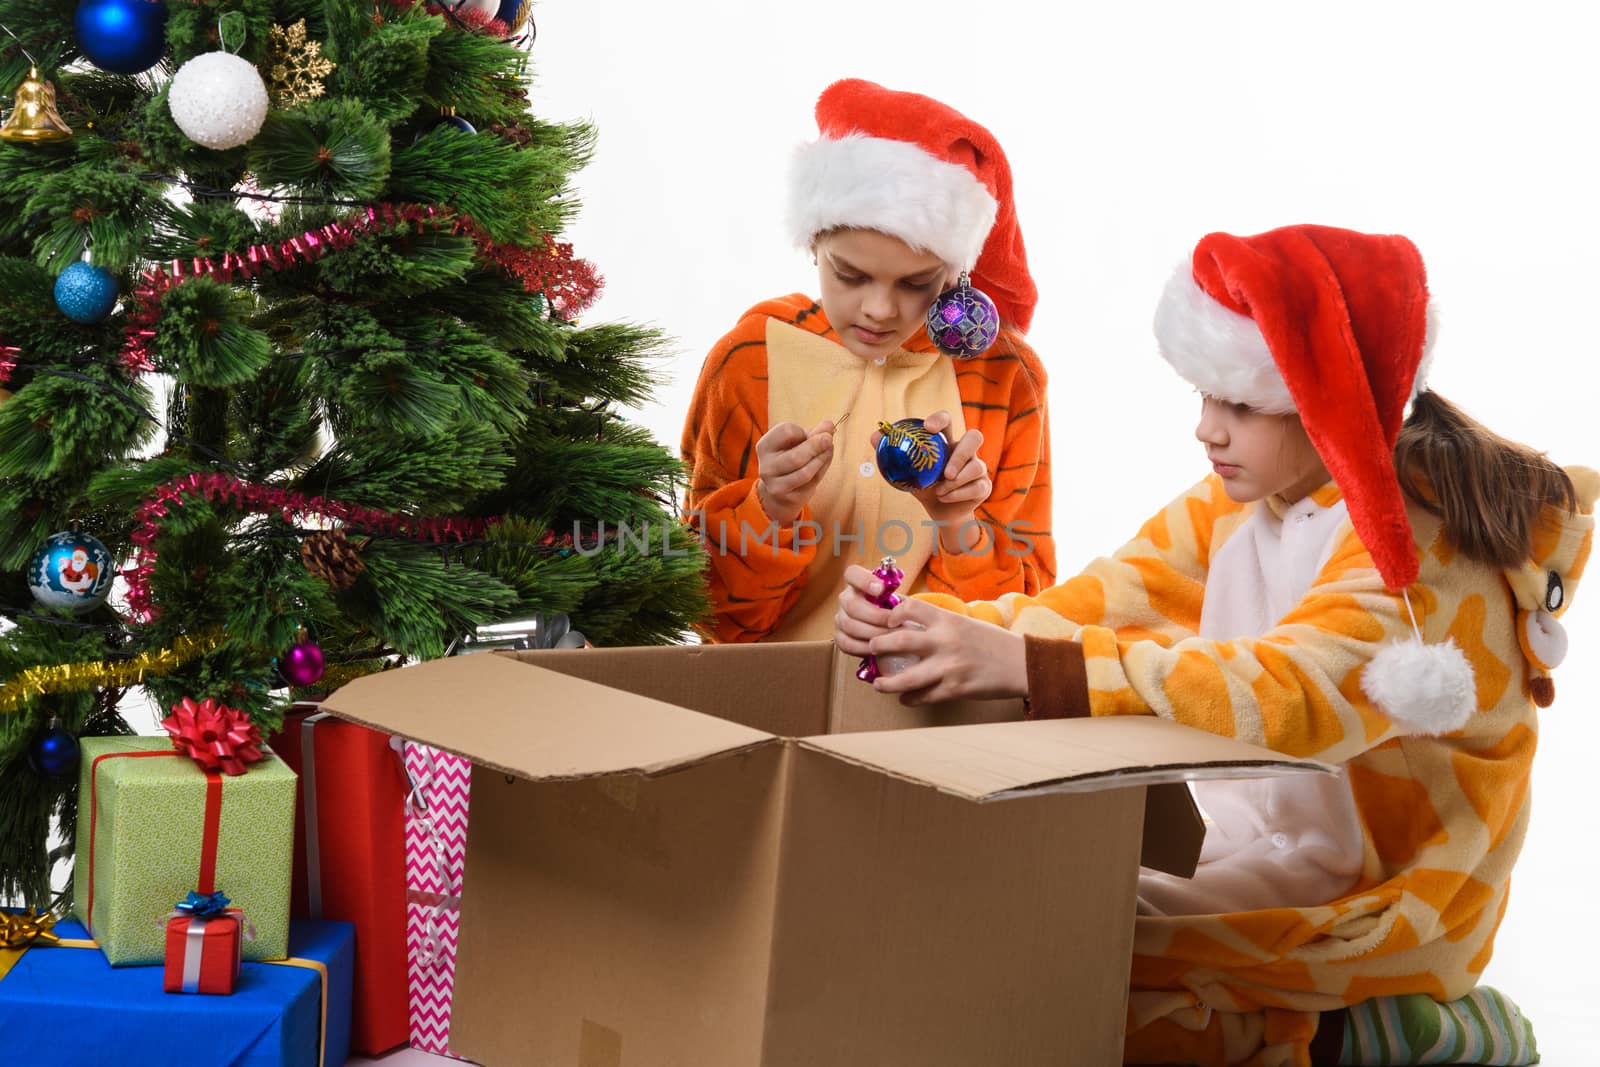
[{"x1": 0, "y1": 0, "x2": 707, "y2": 910}]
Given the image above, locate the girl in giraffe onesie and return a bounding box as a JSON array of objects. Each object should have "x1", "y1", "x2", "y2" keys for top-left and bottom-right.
[
  {"x1": 680, "y1": 79, "x2": 1055, "y2": 643},
  {"x1": 835, "y1": 224, "x2": 1596, "y2": 1066}
]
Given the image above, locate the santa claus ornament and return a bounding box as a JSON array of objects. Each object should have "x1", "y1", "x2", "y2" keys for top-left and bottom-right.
[{"x1": 28, "y1": 530, "x2": 114, "y2": 614}]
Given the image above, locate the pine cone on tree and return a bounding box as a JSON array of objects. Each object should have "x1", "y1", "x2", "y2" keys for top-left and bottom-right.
[{"x1": 301, "y1": 529, "x2": 368, "y2": 590}]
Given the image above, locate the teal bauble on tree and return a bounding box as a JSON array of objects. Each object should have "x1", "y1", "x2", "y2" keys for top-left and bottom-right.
[
  {"x1": 54, "y1": 262, "x2": 119, "y2": 323},
  {"x1": 75, "y1": 0, "x2": 169, "y2": 76},
  {"x1": 27, "y1": 530, "x2": 115, "y2": 614}
]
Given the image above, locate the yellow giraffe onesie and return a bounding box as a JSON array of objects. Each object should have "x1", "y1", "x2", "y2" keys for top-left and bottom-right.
[{"x1": 922, "y1": 467, "x2": 1597, "y2": 1066}]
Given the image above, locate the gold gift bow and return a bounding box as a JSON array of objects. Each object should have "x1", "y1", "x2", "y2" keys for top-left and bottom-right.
[{"x1": 0, "y1": 909, "x2": 98, "y2": 980}]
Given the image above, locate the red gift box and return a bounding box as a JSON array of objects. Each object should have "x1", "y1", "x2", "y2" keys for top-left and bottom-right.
[
  {"x1": 268, "y1": 704, "x2": 410, "y2": 1054},
  {"x1": 163, "y1": 912, "x2": 242, "y2": 994}
]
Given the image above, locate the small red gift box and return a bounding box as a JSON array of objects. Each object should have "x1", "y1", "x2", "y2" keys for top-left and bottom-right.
[{"x1": 163, "y1": 912, "x2": 242, "y2": 995}]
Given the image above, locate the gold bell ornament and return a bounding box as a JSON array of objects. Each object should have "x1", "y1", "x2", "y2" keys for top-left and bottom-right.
[{"x1": 0, "y1": 66, "x2": 73, "y2": 144}]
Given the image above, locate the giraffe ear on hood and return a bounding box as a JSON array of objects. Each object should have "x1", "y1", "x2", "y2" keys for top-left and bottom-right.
[
  {"x1": 1509, "y1": 464, "x2": 1597, "y2": 710},
  {"x1": 1520, "y1": 609, "x2": 1568, "y2": 708}
]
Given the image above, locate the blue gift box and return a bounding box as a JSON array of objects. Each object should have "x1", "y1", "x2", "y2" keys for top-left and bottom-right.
[{"x1": 0, "y1": 917, "x2": 353, "y2": 1067}]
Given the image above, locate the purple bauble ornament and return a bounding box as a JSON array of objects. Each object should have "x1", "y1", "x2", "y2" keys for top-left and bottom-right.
[
  {"x1": 924, "y1": 272, "x2": 1000, "y2": 358},
  {"x1": 280, "y1": 640, "x2": 325, "y2": 687},
  {"x1": 856, "y1": 557, "x2": 913, "y2": 684}
]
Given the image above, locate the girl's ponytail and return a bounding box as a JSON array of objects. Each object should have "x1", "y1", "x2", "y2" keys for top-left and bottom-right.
[{"x1": 1394, "y1": 392, "x2": 1576, "y2": 567}]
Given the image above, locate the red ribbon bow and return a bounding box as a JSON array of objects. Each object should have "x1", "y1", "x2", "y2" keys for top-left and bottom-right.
[{"x1": 162, "y1": 697, "x2": 264, "y2": 776}]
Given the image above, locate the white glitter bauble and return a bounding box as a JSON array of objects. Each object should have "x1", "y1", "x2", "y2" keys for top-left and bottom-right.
[{"x1": 168, "y1": 51, "x2": 270, "y2": 150}]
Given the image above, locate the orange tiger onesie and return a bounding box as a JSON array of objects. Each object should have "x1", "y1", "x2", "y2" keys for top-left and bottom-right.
[{"x1": 681, "y1": 293, "x2": 1055, "y2": 643}]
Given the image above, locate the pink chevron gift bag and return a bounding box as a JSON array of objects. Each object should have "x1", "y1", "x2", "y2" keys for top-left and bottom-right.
[{"x1": 403, "y1": 741, "x2": 472, "y2": 1057}]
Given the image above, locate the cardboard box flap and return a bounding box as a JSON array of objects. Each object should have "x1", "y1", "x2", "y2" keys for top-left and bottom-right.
[
  {"x1": 319, "y1": 653, "x2": 775, "y2": 780},
  {"x1": 1140, "y1": 783, "x2": 1204, "y2": 878},
  {"x1": 800, "y1": 715, "x2": 1332, "y2": 802}
]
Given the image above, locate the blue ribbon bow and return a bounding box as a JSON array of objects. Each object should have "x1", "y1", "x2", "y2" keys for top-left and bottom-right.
[{"x1": 173, "y1": 890, "x2": 231, "y2": 918}]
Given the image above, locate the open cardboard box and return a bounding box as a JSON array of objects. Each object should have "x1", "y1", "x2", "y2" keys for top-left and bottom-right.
[{"x1": 322, "y1": 640, "x2": 1329, "y2": 1065}]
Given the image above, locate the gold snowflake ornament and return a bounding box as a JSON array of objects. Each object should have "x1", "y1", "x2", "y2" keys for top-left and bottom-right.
[{"x1": 262, "y1": 20, "x2": 336, "y2": 110}]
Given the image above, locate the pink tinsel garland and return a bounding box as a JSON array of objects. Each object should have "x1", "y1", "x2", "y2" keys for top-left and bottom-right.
[
  {"x1": 121, "y1": 471, "x2": 499, "y2": 621},
  {"x1": 120, "y1": 203, "x2": 603, "y2": 375}
]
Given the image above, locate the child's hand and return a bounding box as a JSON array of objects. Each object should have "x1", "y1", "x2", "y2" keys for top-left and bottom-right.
[
  {"x1": 756, "y1": 419, "x2": 835, "y2": 523},
  {"x1": 865, "y1": 597, "x2": 1028, "y2": 706},
  {"x1": 834, "y1": 563, "x2": 897, "y2": 654}
]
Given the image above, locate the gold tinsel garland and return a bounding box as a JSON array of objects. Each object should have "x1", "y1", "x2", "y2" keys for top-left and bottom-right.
[{"x1": 0, "y1": 628, "x2": 227, "y2": 715}]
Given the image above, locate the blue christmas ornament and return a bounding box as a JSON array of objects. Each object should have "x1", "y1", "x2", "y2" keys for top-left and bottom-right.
[
  {"x1": 75, "y1": 0, "x2": 170, "y2": 76},
  {"x1": 30, "y1": 724, "x2": 80, "y2": 778},
  {"x1": 925, "y1": 272, "x2": 1000, "y2": 358},
  {"x1": 875, "y1": 417, "x2": 949, "y2": 492},
  {"x1": 28, "y1": 530, "x2": 115, "y2": 614},
  {"x1": 495, "y1": 0, "x2": 534, "y2": 32},
  {"x1": 54, "y1": 262, "x2": 120, "y2": 324}
]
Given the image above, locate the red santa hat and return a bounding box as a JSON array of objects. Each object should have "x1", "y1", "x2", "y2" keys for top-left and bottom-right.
[
  {"x1": 1153, "y1": 224, "x2": 1478, "y2": 736},
  {"x1": 786, "y1": 78, "x2": 1037, "y2": 333},
  {"x1": 1153, "y1": 224, "x2": 1439, "y2": 590}
]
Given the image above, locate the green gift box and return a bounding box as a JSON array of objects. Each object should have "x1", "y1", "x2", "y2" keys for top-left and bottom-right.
[{"x1": 72, "y1": 736, "x2": 297, "y2": 965}]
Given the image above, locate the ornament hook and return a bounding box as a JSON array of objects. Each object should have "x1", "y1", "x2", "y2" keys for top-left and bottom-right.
[
  {"x1": 217, "y1": 11, "x2": 247, "y2": 55},
  {"x1": 0, "y1": 22, "x2": 39, "y2": 67}
]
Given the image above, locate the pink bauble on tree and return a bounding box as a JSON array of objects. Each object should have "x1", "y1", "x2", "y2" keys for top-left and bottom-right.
[{"x1": 279, "y1": 640, "x2": 325, "y2": 687}]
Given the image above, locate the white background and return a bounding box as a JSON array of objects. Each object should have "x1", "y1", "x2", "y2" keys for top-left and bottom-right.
[{"x1": 532, "y1": 0, "x2": 1600, "y2": 1060}]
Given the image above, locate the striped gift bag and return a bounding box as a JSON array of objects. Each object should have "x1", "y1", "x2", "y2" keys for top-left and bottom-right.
[{"x1": 403, "y1": 742, "x2": 472, "y2": 1057}]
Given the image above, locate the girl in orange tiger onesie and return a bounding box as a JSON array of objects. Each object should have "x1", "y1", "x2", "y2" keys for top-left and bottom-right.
[
  {"x1": 680, "y1": 79, "x2": 1055, "y2": 643},
  {"x1": 836, "y1": 224, "x2": 1595, "y2": 1066}
]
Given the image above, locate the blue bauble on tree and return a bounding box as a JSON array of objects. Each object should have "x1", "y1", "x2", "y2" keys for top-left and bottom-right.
[
  {"x1": 75, "y1": 0, "x2": 170, "y2": 76},
  {"x1": 54, "y1": 262, "x2": 119, "y2": 324},
  {"x1": 29, "y1": 723, "x2": 80, "y2": 778},
  {"x1": 28, "y1": 531, "x2": 114, "y2": 614}
]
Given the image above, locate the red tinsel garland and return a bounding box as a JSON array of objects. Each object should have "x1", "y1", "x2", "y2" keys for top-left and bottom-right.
[
  {"x1": 120, "y1": 204, "x2": 451, "y2": 374},
  {"x1": 467, "y1": 230, "x2": 603, "y2": 319},
  {"x1": 120, "y1": 203, "x2": 603, "y2": 375},
  {"x1": 121, "y1": 471, "x2": 500, "y2": 621}
]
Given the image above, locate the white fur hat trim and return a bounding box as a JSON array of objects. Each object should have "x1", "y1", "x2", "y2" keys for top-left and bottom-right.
[
  {"x1": 1152, "y1": 265, "x2": 1440, "y2": 414},
  {"x1": 786, "y1": 133, "x2": 997, "y2": 270}
]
